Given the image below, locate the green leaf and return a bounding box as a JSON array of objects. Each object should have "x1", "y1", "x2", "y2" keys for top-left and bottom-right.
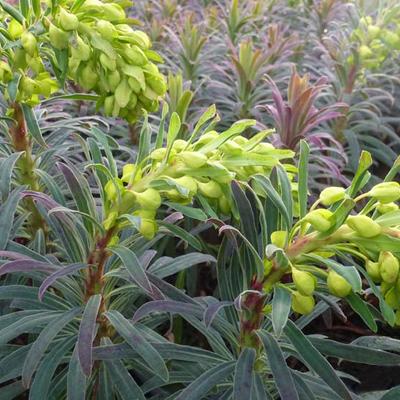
[
  {"x1": 0, "y1": 0, "x2": 24, "y2": 23},
  {"x1": 349, "y1": 151, "x2": 372, "y2": 197},
  {"x1": 137, "y1": 112, "x2": 151, "y2": 165},
  {"x1": 346, "y1": 292, "x2": 378, "y2": 332},
  {"x1": 22, "y1": 308, "x2": 80, "y2": 387},
  {"x1": 309, "y1": 337, "x2": 400, "y2": 365},
  {"x1": 298, "y1": 140, "x2": 310, "y2": 219},
  {"x1": 105, "y1": 358, "x2": 145, "y2": 400},
  {"x1": 272, "y1": 286, "x2": 291, "y2": 337},
  {"x1": 109, "y1": 245, "x2": 152, "y2": 293},
  {"x1": 253, "y1": 175, "x2": 290, "y2": 230},
  {"x1": 78, "y1": 295, "x2": 101, "y2": 376},
  {"x1": 158, "y1": 222, "x2": 203, "y2": 251},
  {"x1": 277, "y1": 165, "x2": 293, "y2": 227},
  {"x1": 67, "y1": 345, "x2": 86, "y2": 400},
  {"x1": 233, "y1": 348, "x2": 256, "y2": 399},
  {"x1": 175, "y1": 361, "x2": 235, "y2": 400},
  {"x1": 19, "y1": 0, "x2": 29, "y2": 18},
  {"x1": 284, "y1": 320, "x2": 352, "y2": 400},
  {"x1": 0, "y1": 152, "x2": 23, "y2": 202},
  {"x1": 105, "y1": 310, "x2": 169, "y2": 382},
  {"x1": 257, "y1": 330, "x2": 299, "y2": 400},
  {"x1": 376, "y1": 211, "x2": 400, "y2": 227},
  {"x1": 149, "y1": 253, "x2": 215, "y2": 279},
  {"x1": 167, "y1": 112, "x2": 181, "y2": 145},
  {"x1": 21, "y1": 104, "x2": 47, "y2": 148},
  {"x1": 164, "y1": 201, "x2": 207, "y2": 221},
  {"x1": 0, "y1": 187, "x2": 24, "y2": 250},
  {"x1": 29, "y1": 337, "x2": 75, "y2": 399}
]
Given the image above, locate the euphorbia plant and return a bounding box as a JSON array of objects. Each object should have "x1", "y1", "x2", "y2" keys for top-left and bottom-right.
[{"x1": 0, "y1": 0, "x2": 166, "y2": 241}]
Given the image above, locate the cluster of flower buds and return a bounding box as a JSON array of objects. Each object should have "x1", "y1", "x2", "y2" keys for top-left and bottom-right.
[
  {"x1": 350, "y1": 15, "x2": 400, "y2": 70},
  {"x1": 103, "y1": 116, "x2": 293, "y2": 239},
  {"x1": 0, "y1": 0, "x2": 166, "y2": 119},
  {"x1": 263, "y1": 179, "x2": 400, "y2": 319}
]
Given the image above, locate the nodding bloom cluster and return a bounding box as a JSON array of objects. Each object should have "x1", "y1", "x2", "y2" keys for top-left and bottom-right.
[
  {"x1": 102, "y1": 116, "x2": 293, "y2": 240},
  {"x1": 263, "y1": 180, "x2": 400, "y2": 321},
  {"x1": 0, "y1": 0, "x2": 166, "y2": 120}
]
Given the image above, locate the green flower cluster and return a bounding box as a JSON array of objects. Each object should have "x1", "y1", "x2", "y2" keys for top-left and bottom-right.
[
  {"x1": 103, "y1": 116, "x2": 293, "y2": 240},
  {"x1": 1, "y1": 0, "x2": 166, "y2": 120},
  {"x1": 264, "y1": 181, "x2": 400, "y2": 319},
  {"x1": 350, "y1": 15, "x2": 400, "y2": 70}
]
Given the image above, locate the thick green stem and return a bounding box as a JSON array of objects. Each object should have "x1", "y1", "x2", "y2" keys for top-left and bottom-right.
[{"x1": 10, "y1": 103, "x2": 47, "y2": 237}]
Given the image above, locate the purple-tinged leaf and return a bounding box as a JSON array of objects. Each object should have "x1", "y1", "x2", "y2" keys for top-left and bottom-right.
[
  {"x1": 109, "y1": 245, "x2": 152, "y2": 294},
  {"x1": 0, "y1": 187, "x2": 24, "y2": 250},
  {"x1": 39, "y1": 263, "x2": 88, "y2": 300},
  {"x1": 233, "y1": 348, "x2": 256, "y2": 399},
  {"x1": 139, "y1": 250, "x2": 157, "y2": 270},
  {"x1": 0, "y1": 251, "x2": 33, "y2": 260},
  {"x1": 105, "y1": 311, "x2": 169, "y2": 382},
  {"x1": 203, "y1": 301, "x2": 233, "y2": 328},
  {"x1": 78, "y1": 295, "x2": 102, "y2": 376},
  {"x1": 132, "y1": 300, "x2": 203, "y2": 323},
  {"x1": 0, "y1": 260, "x2": 57, "y2": 277},
  {"x1": 22, "y1": 307, "x2": 81, "y2": 388},
  {"x1": 257, "y1": 330, "x2": 299, "y2": 400}
]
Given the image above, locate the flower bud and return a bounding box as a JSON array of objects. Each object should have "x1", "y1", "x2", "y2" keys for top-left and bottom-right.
[
  {"x1": 139, "y1": 218, "x2": 157, "y2": 240},
  {"x1": 124, "y1": 45, "x2": 147, "y2": 66},
  {"x1": 104, "y1": 180, "x2": 120, "y2": 201},
  {"x1": 150, "y1": 148, "x2": 167, "y2": 161},
  {"x1": 197, "y1": 180, "x2": 222, "y2": 199},
  {"x1": 178, "y1": 151, "x2": 208, "y2": 168},
  {"x1": 21, "y1": 31, "x2": 37, "y2": 56},
  {"x1": 370, "y1": 182, "x2": 400, "y2": 204},
  {"x1": 359, "y1": 45, "x2": 373, "y2": 59},
  {"x1": 96, "y1": 20, "x2": 117, "y2": 40},
  {"x1": 59, "y1": 8, "x2": 79, "y2": 31},
  {"x1": 49, "y1": 23, "x2": 70, "y2": 50},
  {"x1": 100, "y1": 53, "x2": 117, "y2": 71},
  {"x1": 174, "y1": 176, "x2": 198, "y2": 197},
  {"x1": 71, "y1": 35, "x2": 91, "y2": 61},
  {"x1": 303, "y1": 209, "x2": 333, "y2": 232},
  {"x1": 366, "y1": 260, "x2": 381, "y2": 282},
  {"x1": 79, "y1": 63, "x2": 98, "y2": 90},
  {"x1": 233, "y1": 136, "x2": 248, "y2": 146},
  {"x1": 221, "y1": 140, "x2": 242, "y2": 155},
  {"x1": 134, "y1": 188, "x2": 162, "y2": 210},
  {"x1": 172, "y1": 140, "x2": 187, "y2": 153},
  {"x1": 115, "y1": 78, "x2": 131, "y2": 108},
  {"x1": 8, "y1": 19, "x2": 23, "y2": 40},
  {"x1": 379, "y1": 251, "x2": 399, "y2": 283},
  {"x1": 101, "y1": 3, "x2": 125, "y2": 22},
  {"x1": 121, "y1": 164, "x2": 135, "y2": 183},
  {"x1": 395, "y1": 310, "x2": 400, "y2": 327},
  {"x1": 103, "y1": 211, "x2": 118, "y2": 230},
  {"x1": 104, "y1": 95, "x2": 115, "y2": 116},
  {"x1": 377, "y1": 202, "x2": 399, "y2": 214},
  {"x1": 196, "y1": 131, "x2": 218, "y2": 146},
  {"x1": 292, "y1": 268, "x2": 316, "y2": 296},
  {"x1": 146, "y1": 75, "x2": 167, "y2": 96},
  {"x1": 218, "y1": 196, "x2": 231, "y2": 214},
  {"x1": 367, "y1": 25, "x2": 381, "y2": 40},
  {"x1": 0, "y1": 61, "x2": 12, "y2": 83},
  {"x1": 319, "y1": 186, "x2": 346, "y2": 206},
  {"x1": 346, "y1": 215, "x2": 381, "y2": 238},
  {"x1": 270, "y1": 230, "x2": 287, "y2": 248},
  {"x1": 263, "y1": 259, "x2": 272, "y2": 276},
  {"x1": 327, "y1": 270, "x2": 352, "y2": 297},
  {"x1": 106, "y1": 70, "x2": 120, "y2": 88},
  {"x1": 291, "y1": 292, "x2": 315, "y2": 315},
  {"x1": 384, "y1": 287, "x2": 400, "y2": 310},
  {"x1": 380, "y1": 281, "x2": 394, "y2": 295}
]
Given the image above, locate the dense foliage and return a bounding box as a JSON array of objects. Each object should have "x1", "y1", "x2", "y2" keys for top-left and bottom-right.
[{"x1": 0, "y1": 0, "x2": 400, "y2": 399}]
